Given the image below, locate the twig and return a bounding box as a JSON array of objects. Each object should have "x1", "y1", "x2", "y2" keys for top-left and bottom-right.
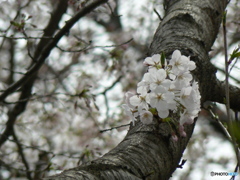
[
  {"x1": 177, "y1": 159, "x2": 187, "y2": 169},
  {"x1": 100, "y1": 123, "x2": 130, "y2": 133},
  {"x1": 0, "y1": 0, "x2": 32, "y2": 50},
  {"x1": 0, "y1": 35, "x2": 54, "y2": 39},
  {"x1": 12, "y1": 128, "x2": 32, "y2": 180},
  {"x1": 103, "y1": 93, "x2": 110, "y2": 124},
  {"x1": 153, "y1": 8, "x2": 163, "y2": 21},
  {"x1": 206, "y1": 106, "x2": 233, "y2": 140},
  {"x1": 216, "y1": 66, "x2": 240, "y2": 84},
  {"x1": 56, "y1": 38, "x2": 133, "y2": 53},
  {"x1": 2, "y1": 92, "x2": 93, "y2": 104},
  {"x1": 98, "y1": 75, "x2": 122, "y2": 95},
  {"x1": 229, "y1": 52, "x2": 239, "y2": 74},
  {"x1": 1, "y1": 67, "x2": 26, "y2": 76}
]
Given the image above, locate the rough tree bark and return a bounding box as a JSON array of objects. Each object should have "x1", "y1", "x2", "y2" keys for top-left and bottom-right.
[
  {"x1": 45, "y1": 0, "x2": 240, "y2": 179},
  {"x1": 43, "y1": 0, "x2": 240, "y2": 180}
]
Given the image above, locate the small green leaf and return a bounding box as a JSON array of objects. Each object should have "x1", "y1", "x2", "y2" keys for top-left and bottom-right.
[
  {"x1": 10, "y1": 21, "x2": 20, "y2": 27},
  {"x1": 78, "y1": 89, "x2": 90, "y2": 98},
  {"x1": 162, "y1": 117, "x2": 172, "y2": 122},
  {"x1": 230, "y1": 49, "x2": 240, "y2": 62},
  {"x1": 149, "y1": 108, "x2": 158, "y2": 116},
  {"x1": 161, "y1": 52, "x2": 166, "y2": 67}
]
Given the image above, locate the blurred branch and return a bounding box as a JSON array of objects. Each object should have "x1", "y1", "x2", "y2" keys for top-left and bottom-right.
[
  {"x1": 97, "y1": 75, "x2": 122, "y2": 124},
  {"x1": 12, "y1": 128, "x2": 32, "y2": 180},
  {"x1": 1, "y1": 92, "x2": 94, "y2": 104},
  {"x1": 0, "y1": 0, "x2": 32, "y2": 50},
  {"x1": 0, "y1": 35, "x2": 54, "y2": 39},
  {"x1": 98, "y1": 75, "x2": 122, "y2": 95},
  {"x1": 92, "y1": 0, "x2": 122, "y2": 32},
  {"x1": 205, "y1": 105, "x2": 240, "y2": 160},
  {"x1": 0, "y1": 0, "x2": 108, "y2": 149},
  {"x1": 3, "y1": 136, "x2": 84, "y2": 159},
  {"x1": 211, "y1": 80, "x2": 240, "y2": 111},
  {"x1": 0, "y1": 0, "x2": 108, "y2": 102},
  {"x1": 6, "y1": 39, "x2": 15, "y2": 85},
  {"x1": 0, "y1": 0, "x2": 69, "y2": 147},
  {"x1": 216, "y1": 66, "x2": 240, "y2": 84},
  {"x1": 56, "y1": 38, "x2": 133, "y2": 53}
]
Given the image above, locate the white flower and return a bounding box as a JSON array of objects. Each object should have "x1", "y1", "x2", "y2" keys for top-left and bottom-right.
[
  {"x1": 150, "y1": 86, "x2": 176, "y2": 118},
  {"x1": 188, "y1": 60, "x2": 196, "y2": 71},
  {"x1": 192, "y1": 81, "x2": 201, "y2": 103},
  {"x1": 169, "y1": 50, "x2": 187, "y2": 73},
  {"x1": 144, "y1": 54, "x2": 160, "y2": 66},
  {"x1": 144, "y1": 69, "x2": 171, "y2": 91},
  {"x1": 129, "y1": 89, "x2": 150, "y2": 113},
  {"x1": 174, "y1": 71, "x2": 192, "y2": 89},
  {"x1": 180, "y1": 87, "x2": 194, "y2": 108},
  {"x1": 180, "y1": 83, "x2": 201, "y2": 112},
  {"x1": 140, "y1": 110, "x2": 153, "y2": 124},
  {"x1": 143, "y1": 54, "x2": 162, "y2": 72},
  {"x1": 122, "y1": 104, "x2": 138, "y2": 125},
  {"x1": 125, "y1": 91, "x2": 135, "y2": 109},
  {"x1": 137, "y1": 73, "x2": 151, "y2": 93},
  {"x1": 169, "y1": 50, "x2": 196, "y2": 74},
  {"x1": 180, "y1": 109, "x2": 198, "y2": 125},
  {"x1": 179, "y1": 81, "x2": 201, "y2": 125}
]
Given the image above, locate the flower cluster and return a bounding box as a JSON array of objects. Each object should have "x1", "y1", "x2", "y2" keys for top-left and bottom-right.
[{"x1": 122, "y1": 50, "x2": 201, "y2": 127}]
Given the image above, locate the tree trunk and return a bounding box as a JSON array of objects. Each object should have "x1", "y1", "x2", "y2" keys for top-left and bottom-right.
[{"x1": 45, "y1": 0, "x2": 232, "y2": 179}]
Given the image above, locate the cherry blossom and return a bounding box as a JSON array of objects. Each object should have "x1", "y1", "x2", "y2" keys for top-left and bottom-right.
[
  {"x1": 146, "y1": 69, "x2": 171, "y2": 90},
  {"x1": 137, "y1": 73, "x2": 151, "y2": 93},
  {"x1": 123, "y1": 50, "x2": 201, "y2": 133},
  {"x1": 174, "y1": 71, "x2": 193, "y2": 89},
  {"x1": 150, "y1": 86, "x2": 175, "y2": 118},
  {"x1": 169, "y1": 50, "x2": 196, "y2": 74},
  {"x1": 122, "y1": 104, "x2": 138, "y2": 125},
  {"x1": 125, "y1": 91, "x2": 135, "y2": 109},
  {"x1": 180, "y1": 109, "x2": 198, "y2": 125},
  {"x1": 140, "y1": 110, "x2": 153, "y2": 124},
  {"x1": 129, "y1": 88, "x2": 150, "y2": 113},
  {"x1": 143, "y1": 54, "x2": 162, "y2": 72}
]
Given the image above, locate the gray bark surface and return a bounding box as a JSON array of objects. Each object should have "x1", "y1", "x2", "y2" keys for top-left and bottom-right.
[{"x1": 45, "y1": 0, "x2": 237, "y2": 179}]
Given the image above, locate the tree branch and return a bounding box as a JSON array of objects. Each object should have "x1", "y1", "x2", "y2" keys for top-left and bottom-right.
[
  {"x1": 0, "y1": 0, "x2": 108, "y2": 102},
  {"x1": 45, "y1": 0, "x2": 230, "y2": 179},
  {"x1": 0, "y1": 0, "x2": 69, "y2": 147},
  {"x1": 12, "y1": 128, "x2": 32, "y2": 180}
]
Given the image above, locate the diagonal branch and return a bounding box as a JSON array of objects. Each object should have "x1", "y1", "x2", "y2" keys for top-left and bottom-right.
[
  {"x1": 0, "y1": 0, "x2": 108, "y2": 102},
  {"x1": 0, "y1": 0, "x2": 69, "y2": 147},
  {"x1": 0, "y1": 0, "x2": 108, "y2": 148}
]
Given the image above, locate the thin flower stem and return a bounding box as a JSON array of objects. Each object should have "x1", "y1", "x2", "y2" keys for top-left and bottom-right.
[
  {"x1": 206, "y1": 105, "x2": 240, "y2": 175},
  {"x1": 223, "y1": 11, "x2": 240, "y2": 171}
]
